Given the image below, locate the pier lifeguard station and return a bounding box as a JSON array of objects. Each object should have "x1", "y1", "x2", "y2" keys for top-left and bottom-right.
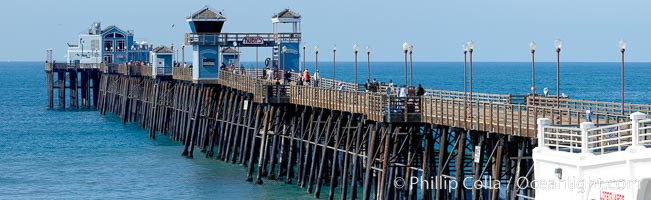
[{"x1": 181, "y1": 7, "x2": 302, "y2": 84}]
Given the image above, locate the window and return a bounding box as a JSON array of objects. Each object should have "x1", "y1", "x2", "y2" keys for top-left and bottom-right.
[
  {"x1": 105, "y1": 33, "x2": 125, "y2": 38},
  {"x1": 202, "y1": 59, "x2": 215, "y2": 67},
  {"x1": 90, "y1": 40, "x2": 99, "y2": 51},
  {"x1": 104, "y1": 41, "x2": 113, "y2": 52},
  {"x1": 117, "y1": 41, "x2": 125, "y2": 52}
]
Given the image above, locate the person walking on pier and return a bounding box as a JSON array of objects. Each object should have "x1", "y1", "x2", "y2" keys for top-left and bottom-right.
[
  {"x1": 266, "y1": 68, "x2": 274, "y2": 81},
  {"x1": 398, "y1": 86, "x2": 407, "y2": 112},
  {"x1": 313, "y1": 70, "x2": 320, "y2": 87},
  {"x1": 297, "y1": 73, "x2": 304, "y2": 86},
  {"x1": 220, "y1": 62, "x2": 226, "y2": 70},
  {"x1": 372, "y1": 78, "x2": 379, "y2": 92},
  {"x1": 303, "y1": 69, "x2": 310, "y2": 85},
  {"x1": 417, "y1": 84, "x2": 425, "y2": 96},
  {"x1": 284, "y1": 70, "x2": 292, "y2": 84},
  {"x1": 365, "y1": 79, "x2": 371, "y2": 92}
]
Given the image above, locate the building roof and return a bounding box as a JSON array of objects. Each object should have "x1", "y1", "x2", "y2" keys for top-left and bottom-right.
[
  {"x1": 272, "y1": 9, "x2": 301, "y2": 19},
  {"x1": 101, "y1": 25, "x2": 131, "y2": 35},
  {"x1": 152, "y1": 46, "x2": 174, "y2": 54},
  {"x1": 188, "y1": 6, "x2": 226, "y2": 20},
  {"x1": 221, "y1": 47, "x2": 238, "y2": 53}
]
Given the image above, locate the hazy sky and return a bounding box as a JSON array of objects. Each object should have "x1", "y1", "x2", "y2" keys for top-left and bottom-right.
[{"x1": 2, "y1": 0, "x2": 650, "y2": 62}]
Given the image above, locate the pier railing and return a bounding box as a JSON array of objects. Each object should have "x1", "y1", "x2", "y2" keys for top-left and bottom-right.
[
  {"x1": 215, "y1": 69, "x2": 637, "y2": 137},
  {"x1": 156, "y1": 67, "x2": 172, "y2": 76},
  {"x1": 531, "y1": 96, "x2": 651, "y2": 120},
  {"x1": 99, "y1": 64, "x2": 119, "y2": 74},
  {"x1": 46, "y1": 62, "x2": 101, "y2": 71},
  {"x1": 173, "y1": 67, "x2": 193, "y2": 82},
  {"x1": 141, "y1": 66, "x2": 152, "y2": 77},
  {"x1": 538, "y1": 112, "x2": 650, "y2": 155},
  {"x1": 184, "y1": 32, "x2": 301, "y2": 46}
]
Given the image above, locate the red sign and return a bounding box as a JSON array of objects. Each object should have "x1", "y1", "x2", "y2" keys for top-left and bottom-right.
[
  {"x1": 601, "y1": 191, "x2": 625, "y2": 200},
  {"x1": 242, "y1": 36, "x2": 264, "y2": 45}
]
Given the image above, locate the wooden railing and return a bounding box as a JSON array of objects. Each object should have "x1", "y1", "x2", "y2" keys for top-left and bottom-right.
[
  {"x1": 173, "y1": 67, "x2": 193, "y2": 81},
  {"x1": 45, "y1": 62, "x2": 101, "y2": 71},
  {"x1": 289, "y1": 86, "x2": 387, "y2": 121},
  {"x1": 214, "y1": 69, "x2": 646, "y2": 138},
  {"x1": 99, "y1": 64, "x2": 119, "y2": 74},
  {"x1": 118, "y1": 64, "x2": 128, "y2": 75},
  {"x1": 141, "y1": 66, "x2": 152, "y2": 77}
]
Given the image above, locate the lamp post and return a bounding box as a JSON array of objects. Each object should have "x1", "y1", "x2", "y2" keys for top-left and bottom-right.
[
  {"x1": 315, "y1": 45, "x2": 319, "y2": 71},
  {"x1": 137, "y1": 43, "x2": 141, "y2": 63},
  {"x1": 282, "y1": 45, "x2": 287, "y2": 71},
  {"x1": 353, "y1": 44, "x2": 359, "y2": 85},
  {"x1": 131, "y1": 46, "x2": 135, "y2": 63},
  {"x1": 530, "y1": 41, "x2": 537, "y2": 106},
  {"x1": 409, "y1": 44, "x2": 413, "y2": 87},
  {"x1": 332, "y1": 46, "x2": 337, "y2": 82},
  {"x1": 402, "y1": 42, "x2": 410, "y2": 86},
  {"x1": 530, "y1": 41, "x2": 537, "y2": 123},
  {"x1": 366, "y1": 46, "x2": 371, "y2": 81},
  {"x1": 463, "y1": 44, "x2": 468, "y2": 122},
  {"x1": 555, "y1": 39, "x2": 562, "y2": 108},
  {"x1": 303, "y1": 44, "x2": 306, "y2": 72},
  {"x1": 80, "y1": 38, "x2": 84, "y2": 63},
  {"x1": 619, "y1": 39, "x2": 626, "y2": 115},
  {"x1": 182, "y1": 45, "x2": 185, "y2": 67},
  {"x1": 468, "y1": 40, "x2": 474, "y2": 124},
  {"x1": 253, "y1": 47, "x2": 264, "y2": 78},
  {"x1": 233, "y1": 41, "x2": 239, "y2": 68}
]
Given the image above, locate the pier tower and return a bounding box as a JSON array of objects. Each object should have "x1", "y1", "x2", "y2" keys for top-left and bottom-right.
[
  {"x1": 185, "y1": 6, "x2": 226, "y2": 83},
  {"x1": 272, "y1": 9, "x2": 301, "y2": 71}
]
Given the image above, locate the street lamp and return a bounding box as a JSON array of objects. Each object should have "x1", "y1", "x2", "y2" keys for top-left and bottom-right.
[
  {"x1": 366, "y1": 46, "x2": 371, "y2": 81},
  {"x1": 353, "y1": 44, "x2": 359, "y2": 85},
  {"x1": 332, "y1": 46, "x2": 337, "y2": 82},
  {"x1": 468, "y1": 40, "x2": 474, "y2": 124},
  {"x1": 530, "y1": 41, "x2": 537, "y2": 121},
  {"x1": 463, "y1": 44, "x2": 468, "y2": 122},
  {"x1": 233, "y1": 41, "x2": 239, "y2": 68},
  {"x1": 282, "y1": 45, "x2": 287, "y2": 71},
  {"x1": 409, "y1": 44, "x2": 413, "y2": 87},
  {"x1": 315, "y1": 45, "x2": 319, "y2": 72},
  {"x1": 530, "y1": 41, "x2": 537, "y2": 103},
  {"x1": 619, "y1": 39, "x2": 627, "y2": 114},
  {"x1": 303, "y1": 44, "x2": 306, "y2": 72},
  {"x1": 402, "y1": 42, "x2": 410, "y2": 86},
  {"x1": 80, "y1": 38, "x2": 84, "y2": 62},
  {"x1": 555, "y1": 39, "x2": 562, "y2": 108},
  {"x1": 131, "y1": 45, "x2": 136, "y2": 63}
]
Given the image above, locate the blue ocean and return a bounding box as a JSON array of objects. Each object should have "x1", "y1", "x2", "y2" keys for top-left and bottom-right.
[{"x1": 1, "y1": 61, "x2": 649, "y2": 199}]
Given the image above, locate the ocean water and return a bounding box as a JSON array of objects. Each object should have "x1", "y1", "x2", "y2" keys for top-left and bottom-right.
[{"x1": 1, "y1": 61, "x2": 649, "y2": 199}]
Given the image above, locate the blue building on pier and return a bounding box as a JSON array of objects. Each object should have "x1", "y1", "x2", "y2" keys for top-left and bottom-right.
[{"x1": 66, "y1": 23, "x2": 151, "y2": 65}]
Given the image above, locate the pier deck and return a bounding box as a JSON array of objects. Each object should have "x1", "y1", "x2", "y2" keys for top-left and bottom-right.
[{"x1": 46, "y1": 62, "x2": 651, "y2": 200}]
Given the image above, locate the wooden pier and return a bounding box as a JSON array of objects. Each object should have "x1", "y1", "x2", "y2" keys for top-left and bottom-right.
[{"x1": 46, "y1": 63, "x2": 650, "y2": 200}]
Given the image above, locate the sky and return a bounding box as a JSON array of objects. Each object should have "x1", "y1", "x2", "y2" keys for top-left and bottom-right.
[{"x1": 2, "y1": 0, "x2": 650, "y2": 62}]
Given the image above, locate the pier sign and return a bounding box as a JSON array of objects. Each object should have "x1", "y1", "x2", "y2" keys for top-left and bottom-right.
[
  {"x1": 474, "y1": 146, "x2": 481, "y2": 163},
  {"x1": 242, "y1": 36, "x2": 264, "y2": 45}
]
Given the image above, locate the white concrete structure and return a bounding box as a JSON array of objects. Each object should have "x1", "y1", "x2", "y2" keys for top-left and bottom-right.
[{"x1": 534, "y1": 112, "x2": 651, "y2": 200}]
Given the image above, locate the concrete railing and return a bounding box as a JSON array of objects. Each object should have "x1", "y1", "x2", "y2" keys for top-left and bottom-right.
[
  {"x1": 538, "y1": 112, "x2": 649, "y2": 155},
  {"x1": 531, "y1": 96, "x2": 651, "y2": 120}
]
